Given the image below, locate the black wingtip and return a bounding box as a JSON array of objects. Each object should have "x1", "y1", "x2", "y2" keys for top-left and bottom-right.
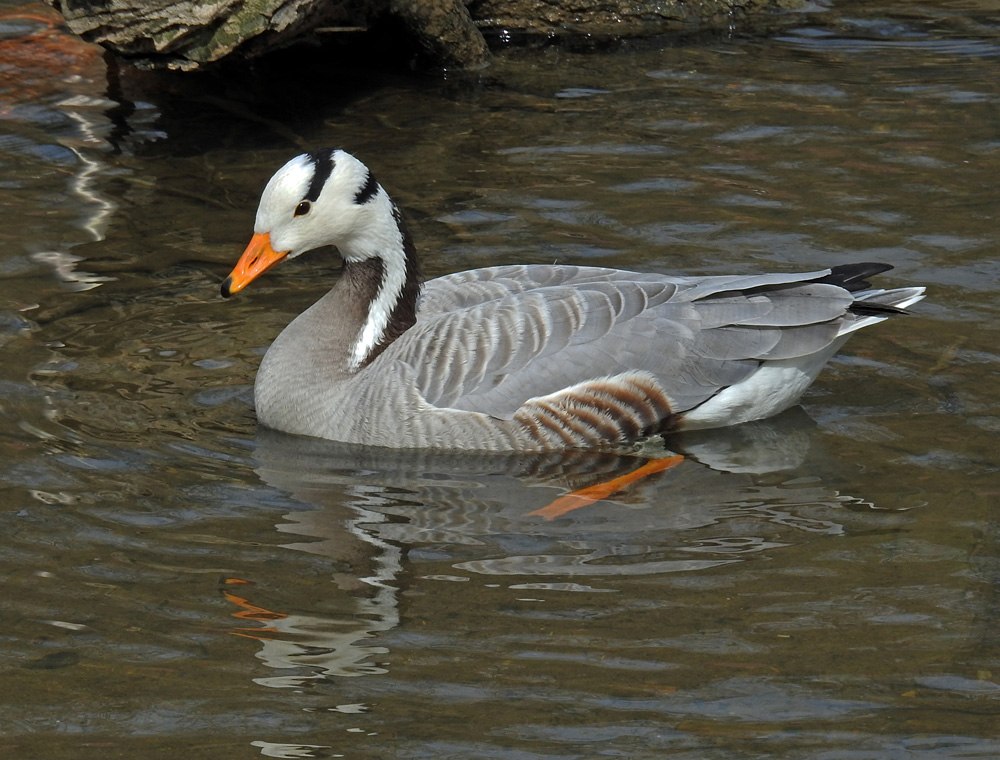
[
  {"x1": 848, "y1": 301, "x2": 909, "y2": 317},
  {"x1": 815, "y1": 262, "x2": 894, "y2": 293}
]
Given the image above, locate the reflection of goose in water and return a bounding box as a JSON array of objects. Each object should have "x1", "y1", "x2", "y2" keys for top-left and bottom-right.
[{"x1": 235, "y1": 415, "x2": 875, "y2": 685}]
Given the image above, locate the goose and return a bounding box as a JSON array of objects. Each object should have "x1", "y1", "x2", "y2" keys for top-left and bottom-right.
[{"x1": 221, "y1": 149, "x2": 925, "y2": 452}]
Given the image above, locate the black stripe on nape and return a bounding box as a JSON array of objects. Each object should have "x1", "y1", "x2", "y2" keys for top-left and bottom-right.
[
  {"x1": 354, "y1": 169, "x2": 379, "y2": 205},
  {"x1": 304, "y1": 148, "x2": 337, "y2": 202}
]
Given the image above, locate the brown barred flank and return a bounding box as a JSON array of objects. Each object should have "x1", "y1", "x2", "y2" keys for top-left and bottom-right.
[
  {"x1": 536, "y1": 401, "x2": 594, "y2": 443},
  {"x1": 533, "y1": 404, "x2": 584, "y2": 447},
  {"x1": 561, "y1": 404, "x2": 625, "y2": 442},
  {"x1": 514, "y1": 373, "x2": 679, "y2": 447}
]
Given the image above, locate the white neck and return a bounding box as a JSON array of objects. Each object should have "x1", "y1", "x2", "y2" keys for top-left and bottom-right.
[
  {"x1": 349, "y1": 256, "x2": 407, "y2": 370},
  {"x1": 346, "y1": 193, "x2": 412, "y2": 370}
]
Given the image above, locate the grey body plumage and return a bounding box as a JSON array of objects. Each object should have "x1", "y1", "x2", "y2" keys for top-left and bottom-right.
[{"x1": 223, "y1": 150, "x2": 925, "y2": 451}]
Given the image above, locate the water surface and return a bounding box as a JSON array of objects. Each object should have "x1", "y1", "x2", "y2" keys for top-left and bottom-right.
[{"x1": 1, "y1": 1, "x2": 998, "y2": 757}]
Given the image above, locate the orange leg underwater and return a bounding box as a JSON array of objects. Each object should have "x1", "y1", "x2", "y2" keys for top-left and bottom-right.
[{"x1": 527, "y1": 455, "x2": 685, "y2": 521}]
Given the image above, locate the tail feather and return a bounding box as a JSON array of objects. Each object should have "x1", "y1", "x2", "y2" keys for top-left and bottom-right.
[
  {"x1": 811, "y1": 262, "x2": 925, "y2": 320},
  {"x1": 855, "y1": 286, "x2": 926, "y2": 311},
  {"x1": 841, "y1": 284, "x2": 926, "y2": 334}
]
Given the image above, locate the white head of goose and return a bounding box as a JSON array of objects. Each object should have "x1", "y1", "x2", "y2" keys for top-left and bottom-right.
[{"x1": 222, "y1": 149, "x2": 925, "y2": 451}]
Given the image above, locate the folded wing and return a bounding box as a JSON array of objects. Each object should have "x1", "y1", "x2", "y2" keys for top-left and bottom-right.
[{"x1": 385, "y1": 265, "x2": 857, "y2": 420}]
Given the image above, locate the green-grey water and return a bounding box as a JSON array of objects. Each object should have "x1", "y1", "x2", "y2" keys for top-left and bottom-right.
[{"x1": 1, "y1": 1, "x2": 998, "y2": 758}]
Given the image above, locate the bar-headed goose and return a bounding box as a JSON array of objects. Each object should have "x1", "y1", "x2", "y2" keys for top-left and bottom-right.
[{"x1": 221, "y1": 149, "x2": 924, "y2": 451}]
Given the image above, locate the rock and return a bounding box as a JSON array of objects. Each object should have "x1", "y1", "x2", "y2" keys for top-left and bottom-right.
[
  {"x1": 472, "y1": 0, "x2": 803, "y2": 38},
  {"x1": 47, "y1": 0, "x2": 802, "y2": 71},
  {"x1": 50, "y1": 0, "x2": 368, "y2": 70},
  {"x1": 390, "y1": 0, "x2": 490, "y2": 69}
]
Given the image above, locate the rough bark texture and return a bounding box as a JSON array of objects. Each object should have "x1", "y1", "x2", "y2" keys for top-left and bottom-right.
[
  {"x1": 471, "y1": 0, "x2": 802, "y2": 37},
  {"x1": 50, "y1": 0, "x2": 372, "y2": 69},
  {"x1": 390, "y1": 0, "x2": 491, "y2": 69},
  {"x1": 48, "y1": 0, "x2": 802, "y2": 71}
]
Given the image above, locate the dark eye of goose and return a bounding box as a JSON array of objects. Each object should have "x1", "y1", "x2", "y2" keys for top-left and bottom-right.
[{"x1": 294, "y1": 201, "x2": 311, "y2": 217}]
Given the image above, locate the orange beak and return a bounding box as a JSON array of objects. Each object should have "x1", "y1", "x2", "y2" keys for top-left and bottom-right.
[{"x1": 220, "y1": 232, "x2": 290, "y2": 298}]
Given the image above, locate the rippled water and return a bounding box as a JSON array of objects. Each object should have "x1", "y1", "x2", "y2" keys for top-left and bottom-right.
[{"x1": 2, "y1": 0, "x2": 999, "y2": 757}]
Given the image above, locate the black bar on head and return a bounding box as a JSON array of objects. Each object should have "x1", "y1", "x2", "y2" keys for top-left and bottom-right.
[
  {"x1": 355, "y1": 170, "x2": 379, "y2": 205},
  {"x1": 305, "y1": 148, "x2": 337, "y2": 202}
]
